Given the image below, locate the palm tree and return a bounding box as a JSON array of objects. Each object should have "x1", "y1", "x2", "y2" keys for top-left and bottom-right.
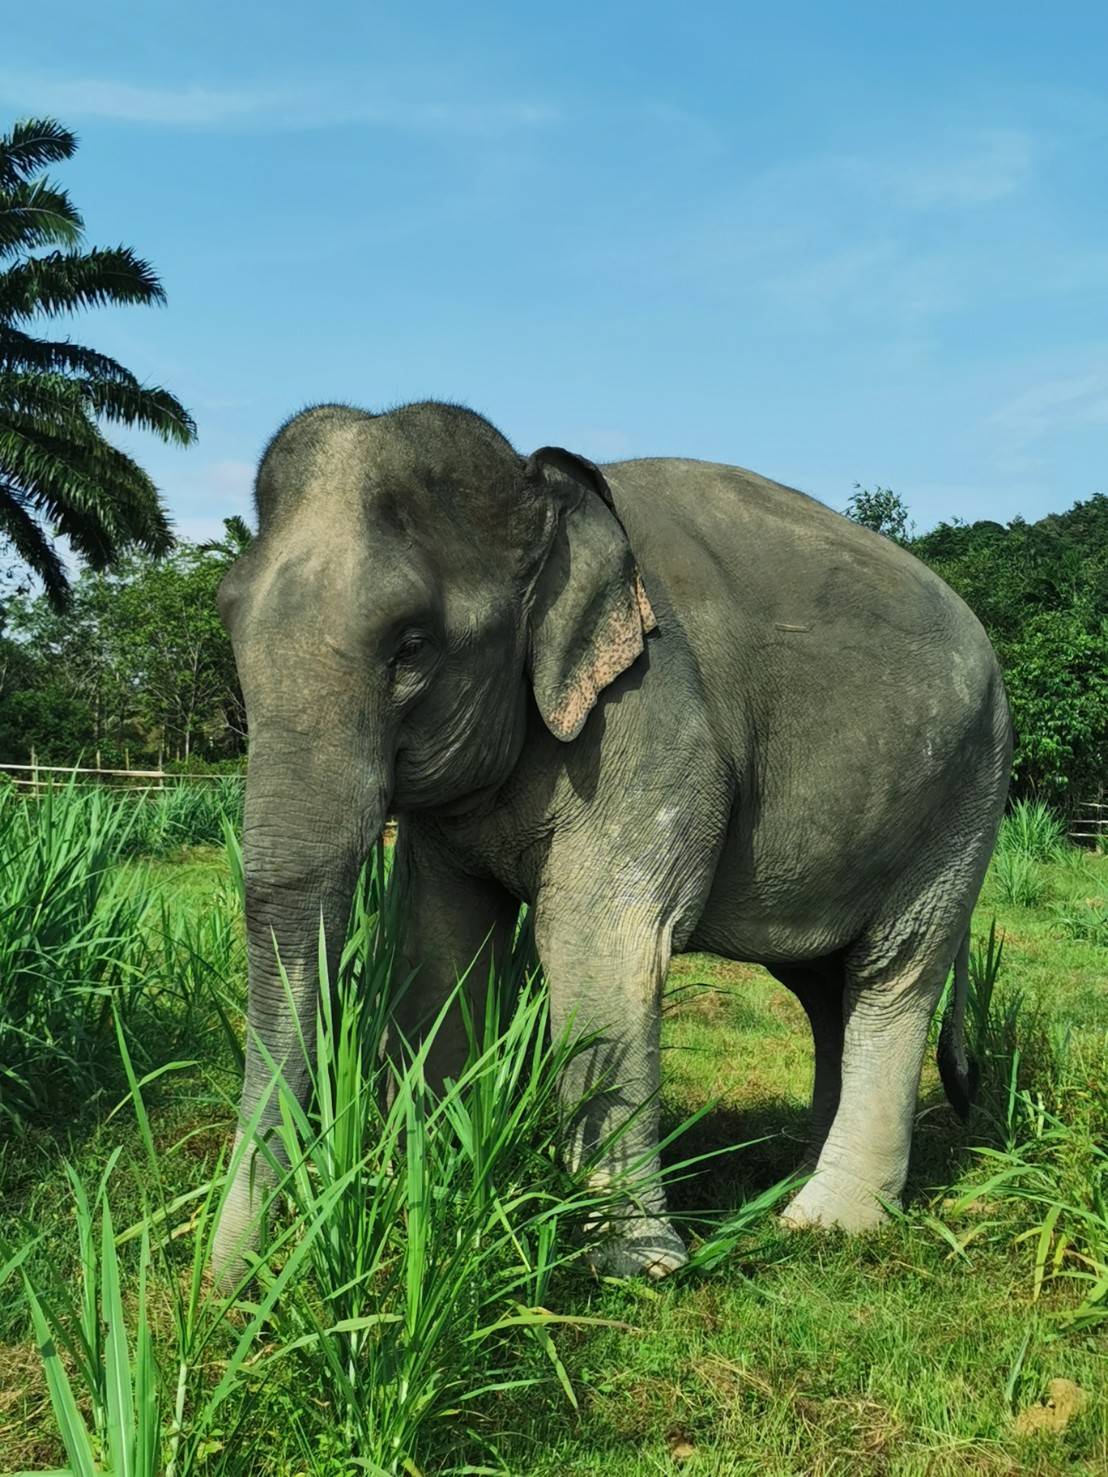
[
  {"x1": 199, "y1": 513, "x2": 254, "y2": 557},
  {"x1": 0, "y1": 117, "x2": 196, "y2": 607}
]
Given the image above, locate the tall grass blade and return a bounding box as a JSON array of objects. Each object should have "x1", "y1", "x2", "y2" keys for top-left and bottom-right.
[
  {"x1": 101, "y1": 1193, "x2": 134, "y2": 1477},
  {"x1": 23, "y1": 1278, "x2": 99, "y2": 1477}
]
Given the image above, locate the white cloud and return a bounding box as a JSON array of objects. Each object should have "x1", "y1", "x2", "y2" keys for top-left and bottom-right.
[
  {"x1": 761, "y1": 239, "x2": 967, "y2": 332},
  {"x1": 637, "y1": 101, "x2": 722, "y2": 155},
  {"x1": 0, "y1": 72, "x2": 559, "y2": 135},
  {"x1": 207, "y1": 459, "x2": 256, "y2": 499},
  {"x1": 382, "y1": 100, "x2": 559, "y2": 134},
  {"x1": 573, "y1": 117, "x2": 1045, "y2": 344},
  {"x1": 988, "y1": 372, "x2": 1108, "y2": 445},
  {"x1": 161, "y1": 459, "x2": 255, "y2": 542},
  {"x1": 0, "y1": 76, "x2": 289, "y2": 127},
  {"x1": 859, "y1": 128, "x2": 1038, "y2": 209}
]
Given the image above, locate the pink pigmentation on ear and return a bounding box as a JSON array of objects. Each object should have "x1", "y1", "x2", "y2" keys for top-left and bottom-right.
[
  {"x1": 544, "y1": 593, "x2": 648, "y2": 742},
  {"x1": 635, "y1": 573, "x2": 657, "y2": 634}
]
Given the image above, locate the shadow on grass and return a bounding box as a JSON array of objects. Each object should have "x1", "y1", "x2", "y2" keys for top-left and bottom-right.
[
  {"x1": 660, "y1": 1098, "x2": 808, "y2": 1228},
  {"x1": 661, "y1": 1082, "x2": 996, "y2": 1232}
]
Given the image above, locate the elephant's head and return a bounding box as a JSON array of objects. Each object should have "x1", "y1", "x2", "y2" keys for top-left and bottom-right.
[{"x1": 210, "y1": 400, "x2": 655, "y2": 1282}]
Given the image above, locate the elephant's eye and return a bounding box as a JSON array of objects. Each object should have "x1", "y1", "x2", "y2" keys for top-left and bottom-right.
[{"x1": 389, "y1": 633, "x2": 429, "y2": 669}]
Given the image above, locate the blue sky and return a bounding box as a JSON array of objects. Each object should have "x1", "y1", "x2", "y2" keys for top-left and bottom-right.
[{"x1": 4, "y1": 1, "x2": 1107, "y2": 541}]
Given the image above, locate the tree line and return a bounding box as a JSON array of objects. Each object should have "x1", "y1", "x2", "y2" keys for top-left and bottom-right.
[
  {"x1": 850, "y1": 486, "x2": 1108, "y2": 808},
  {"x1": 1, "y1": 491, "x2": 1104, "y2": 803},
  {"x1": 0, "y1": 518, "x2": 249, "y2": 770}
]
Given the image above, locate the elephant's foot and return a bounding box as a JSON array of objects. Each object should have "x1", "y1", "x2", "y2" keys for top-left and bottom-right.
[
  {"x1": 780, "y1": 1166, "x2": 895, "y2": 1233},
  {"x1": 588, "y1": 1214, "x2": 688, "y2": 1280},
  {"x1": 796, "y1": 1148, "x2": 821, "y2": 1177}
]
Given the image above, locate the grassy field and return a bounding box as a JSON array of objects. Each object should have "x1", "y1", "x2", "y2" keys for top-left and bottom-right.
[{"x1": 0, "y1": 791, "x2": 1105, "y2": 1474}]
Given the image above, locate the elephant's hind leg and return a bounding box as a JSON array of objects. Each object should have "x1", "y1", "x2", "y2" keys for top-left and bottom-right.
[
  {"x1": 782, "y1": 926, "x2": 959, "y2": 1233},
  {"x1": 767, "y1": 959, "x2": 845, "y2": 1169}
]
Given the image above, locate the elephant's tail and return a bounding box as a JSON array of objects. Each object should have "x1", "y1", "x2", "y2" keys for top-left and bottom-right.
[{"x1": 937, "y1": 931, "x2": 979, "y2": 1122}]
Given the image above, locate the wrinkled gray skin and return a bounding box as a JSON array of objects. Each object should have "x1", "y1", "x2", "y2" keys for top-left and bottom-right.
[{"x1": 211, "y1": 400, "x2": 1011, "y2": 1284}]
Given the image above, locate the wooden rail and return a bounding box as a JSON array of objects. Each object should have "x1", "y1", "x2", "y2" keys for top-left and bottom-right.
[
  {"x1": 0, "y1": 762, "x2": 395, "y2": 841},
  {"x1": 1070, "y1": 799, "x2": 1108, "y2": 846},
  {"x1": 0, "y1": 761, "x2": 238, "y2": 792}
]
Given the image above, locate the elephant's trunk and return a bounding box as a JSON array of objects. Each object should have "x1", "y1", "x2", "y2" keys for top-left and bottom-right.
[{"x1": 211, "y1": 734, "x2": 387, "y2": 1286}]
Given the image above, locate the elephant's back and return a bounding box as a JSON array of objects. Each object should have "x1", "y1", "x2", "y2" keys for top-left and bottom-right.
[
  {"x1": 602, "y1": 454, "x2": 1008, "y2": 799},
  {"x1": 602, "y1": 455, "x2": 1000, "y2": 694}
]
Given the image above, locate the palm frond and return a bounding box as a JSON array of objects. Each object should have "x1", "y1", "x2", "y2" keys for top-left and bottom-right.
[
  {"x1": 0, "y1": 367, "x2": 195, "y2": 444},
  {"x1": 0, "y1": 481, "x2": 69, "y2": 605},
  {"x1": 0, "y1": 419, "x2": 119, "y2": 559},
  {"x1": 0, "y1": 415, "x2": 173, "y2": 563},
  {"x1": 0, "y1": 327, "x2": 141, "y2": 385},
  {"x1": 83, "y1": 378, "x2": 195, "y2": 443},
  {"x1": 0, "y1": 117, "x2": 188, "y2": 593},
  {"x1": 198, "y1": 513, "x2": 255, "y2": 555},
  {"x1": 0, "y1": 119, "x2": 78, "y2": 186},
  {"x1": 0, "y1": 178, "x2": 83, "y2": 256},
  {"x1": 3, "y1": 404, "x2": 167, "y2": 509},
  {"x1": 0, "y1": 371, "x2": 96, "y2": 433},
  {"x1": 0, "y1": 246, "x2": 167, "y2": 321},
  {"x1": 223, "y1": 514, "x2": 254, "y2": 550}
]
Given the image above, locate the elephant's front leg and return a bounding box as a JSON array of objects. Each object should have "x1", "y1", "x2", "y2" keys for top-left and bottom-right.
[
  {"x1": 535, "y1": 903, "x2": 687, "y2": 1278},
  {"x1": 389, "y1": 826, "x2": 520, "y2": 1091}
]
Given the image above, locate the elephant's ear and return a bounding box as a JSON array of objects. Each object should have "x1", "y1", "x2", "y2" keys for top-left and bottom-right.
[{"x1": 524, "y1": 446, "x2": 656, "y2": 743}]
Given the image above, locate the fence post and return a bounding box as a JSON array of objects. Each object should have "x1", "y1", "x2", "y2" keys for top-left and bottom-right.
[{"x1": 30, "y1": 746, "x2": 37, "y2": 795}]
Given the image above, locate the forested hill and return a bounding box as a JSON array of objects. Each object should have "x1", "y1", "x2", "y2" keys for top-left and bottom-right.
[
  {"x1": 913, "y1": 493, "x2": 1108, "y2": 641},
  {"x1": 0, "y1": 493, "x2": 1104, "y2": 807}
]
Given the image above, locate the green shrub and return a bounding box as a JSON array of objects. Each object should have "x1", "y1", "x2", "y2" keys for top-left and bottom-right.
[
  {"x1": 1053, "y1": 892, "x2": 1108, "y2": 948},
  {"x1": 996, "y1": 798, "x2": 1068, "y2": 863},
  {"x1": 942, "y1": 1038, "x2": 1108, "y2": 1332},
  {"x1": 0, "y1": 782, "x2": 246, "y2": 1124},
  {"x1": 125, "y1": 777, "x2": 243, "y2": 856},
  {"x1": 992, "y1": 849, "x2": 1046, "y2": 907},
  {"x1": 964, "y1": 920, "x2": 1018, "y2": 1091},
  {"x1": 922, "y1": 919, "x2": 1107, "y2": 1334},
  {"x1": 0, "y1": 783, "x2": 150, "y2": 1120}
]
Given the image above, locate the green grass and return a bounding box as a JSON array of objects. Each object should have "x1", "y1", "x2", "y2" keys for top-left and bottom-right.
[
  {"x1": 996, "y1": 799, "x2": 1069, "y2": 865},
  {"x1": 122, "y1": 778, "x2": 244, "y2": 859},
  {"x1": 0, "y1": 799, "x2": 1105, "y2": 1474},
  {"x1": 0, "y1": 784, "x2": 245, "y2": 1127}
]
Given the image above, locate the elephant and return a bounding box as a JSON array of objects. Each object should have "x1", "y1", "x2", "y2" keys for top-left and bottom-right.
[{"x1": 210, "y1": 399, "x2": 1012, "y2": 1284}]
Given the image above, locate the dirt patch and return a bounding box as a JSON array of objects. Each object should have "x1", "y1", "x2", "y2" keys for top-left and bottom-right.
[
  {"x1": 692, "y1": 1353, "x2": 774, "y2": 1401},
  {"x1": 163, "y1": 1114, "x2": 235, "y2": 1163},
  {"x1": 665, "y1": 982, "x2": 733, "y2": 1022},
  {"x1": 666, "y1": 1429, "x2": 696, "y2": 1463},
  {"x1": 1014, "y1": 1378, "x2": 1088, "y2": 1437},
  {"x1": 792, "y1": 1391, "x2": 903, "y2": 1468}
]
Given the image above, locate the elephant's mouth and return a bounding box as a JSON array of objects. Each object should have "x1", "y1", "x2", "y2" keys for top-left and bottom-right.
[
  {"x1": 429, "y1": 780, "x2": 506, "y2": 820},
  {"x1": 391, "y1": 694, "x2": 526, "y2": 816}
]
